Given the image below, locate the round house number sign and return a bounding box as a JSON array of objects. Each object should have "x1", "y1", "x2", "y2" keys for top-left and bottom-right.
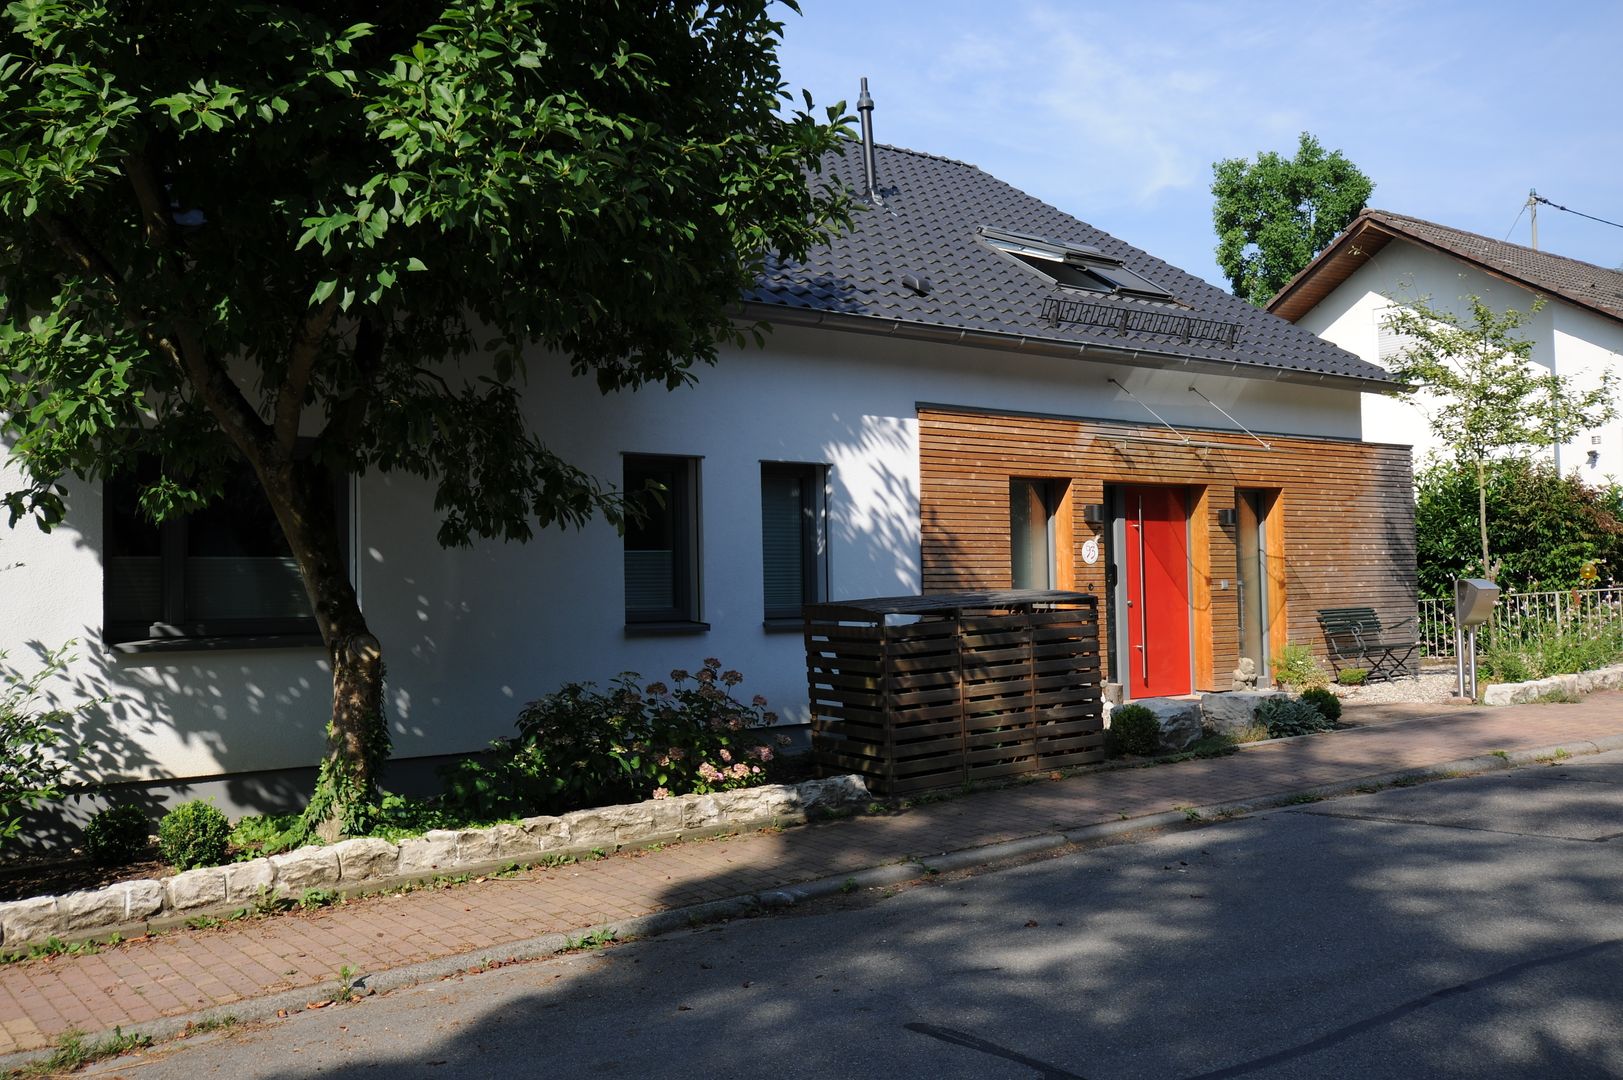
[{"x1": 1081, "y1": 538, "x2": 1100, "y2": 565}]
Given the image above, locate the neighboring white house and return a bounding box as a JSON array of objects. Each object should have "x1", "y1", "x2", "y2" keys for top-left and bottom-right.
[
  {"x1": 3, "y1": 138, "x2": 1412, "y2": 824},
  {"x1": 1268, "y1": 209, "x2": 1623, "y2": 478}
]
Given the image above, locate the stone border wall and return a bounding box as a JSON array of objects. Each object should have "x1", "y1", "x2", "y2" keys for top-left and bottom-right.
[
  {"x1": 0, "y1": 775, "x2": 870, "y2": 951},
  {"x1": 1482, "y1": 663, "x2": 1623, "y2": 706}
]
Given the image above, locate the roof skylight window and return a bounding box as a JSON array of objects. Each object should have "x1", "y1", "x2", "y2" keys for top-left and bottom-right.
[{"x1": 980, "y1": 226, "x2": 1173, "y2": 302}]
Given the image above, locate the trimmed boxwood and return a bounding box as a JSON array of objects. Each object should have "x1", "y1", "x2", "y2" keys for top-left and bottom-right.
[
  {"x1": 158, "y1": 800, "x2": 231, "y2": 870},
  {"x1": 83, "y1": 804, "x2": 151, "y2": 866},
  {"x1": 1107, "y1": 703, "x2": 1160, "y2": 757}
]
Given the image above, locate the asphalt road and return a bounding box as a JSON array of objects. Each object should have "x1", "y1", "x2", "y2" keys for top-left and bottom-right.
[{"x1": 87, "y1": 751, "x2": 1623, "y2": 1079}]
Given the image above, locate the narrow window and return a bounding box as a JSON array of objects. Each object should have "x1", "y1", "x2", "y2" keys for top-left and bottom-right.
[
  {"x1": 623, "y1": 455, "x2": 701, "y2": 624},
  {"x1": 761, "y1": 463, "x2": 827, "y2": 621},
  {"x1": 1010, "y1": 479, "x2": 1059, "y2": 589}
]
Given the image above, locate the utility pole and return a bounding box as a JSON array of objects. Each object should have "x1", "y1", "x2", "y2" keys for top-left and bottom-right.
[{"x1": 1529, "y1": 188, "x2": 1538, "y2": 250}]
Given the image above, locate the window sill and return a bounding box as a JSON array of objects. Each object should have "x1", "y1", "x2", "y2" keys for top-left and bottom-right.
[
  {"x1": 762, "y1": 618, "x2": 806, "y2": 634},
  {"x1": 623, "y1": 621, "x2": 711, "y2": 637},
  {"x1": 112, "y1": 633, "x2": 326, "y2": 655}
]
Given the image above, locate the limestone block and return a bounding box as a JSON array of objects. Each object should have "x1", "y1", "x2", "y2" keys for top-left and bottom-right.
[
  {"x1": 333, "y1": 838, "x2": 400, "y2": 883},
  {"x1": 1200, "y1": 691, "x2": 1282, "y2": 737},
  {"x1": 396, "y1": 830, "x2": 459, "y2": 876},
  {"x1": 124, "y1": 879, "x2": 165, "y2": 921},
  {"x1": 500, "y1": 817, "x2": 568, "y2": 860},
  {"x1": 58, "y1": 887, "x2": 127, "y2": 932},
  {"x1": 679, "y1": 794, "x2": 721, "y2": 831},
  {"x1": 0, "y1": 896, "x2": 61, "y2": 946},
  {"x1": 562, "y1": 804, "x2": 656, "y2": 849},
  {"x1": 1136, "y1": 697, "x2": 1204, "y2": 753},
  {"x1": 224, "y1": 859, "x2": 278, "y2": 903},
  {"x1": 269, "y1": 847, "x2": 340, "y2": 892},
  {"x1": 166, "y1": 867, "x2": 229, "y2": 911},
  {"x1": 795, "y1": 774, "x2": 869, "y2": 809},
  {"x1": 454, "y1": 828, "x2": 502, "y2": 865}
]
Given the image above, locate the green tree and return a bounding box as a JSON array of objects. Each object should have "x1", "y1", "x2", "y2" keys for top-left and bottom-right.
[
  {"x1": 1385, "y1": 295, "x2": 1617, "y2": 584},
  {"x1": 1211, "y1": 132, "x2": 1372, "y2": 306},
  {"x1": 1415, "y1": 457, "x2": 1623, "y2": 598},
  {"x1": 0, "y1": 0, "x2": 852, "y2": 839}
]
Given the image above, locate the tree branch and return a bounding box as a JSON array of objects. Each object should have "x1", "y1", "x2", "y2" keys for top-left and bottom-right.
[
  {"x1": 274, "y1": 293, "x2": 341, "y2": 450},
  {"x1": 320, "y1": 315, "x2": 387, "y2": 453},
  {"x1": 124, "y1": 152, "x2": 173, "y2": 250},
  {"x1": 37, "y1": 212, "x2": 273, "y2": 460}
]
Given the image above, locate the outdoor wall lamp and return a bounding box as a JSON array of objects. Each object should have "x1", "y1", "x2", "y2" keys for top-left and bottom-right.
[
  {"x1": 1216, "y1": 508, "x2": 1238, "y2": 527},
  {"x1": 1081, "y1": 503, "x2": 1105, "y2": 523}
]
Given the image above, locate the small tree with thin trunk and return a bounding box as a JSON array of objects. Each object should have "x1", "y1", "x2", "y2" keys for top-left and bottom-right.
[
  {"x1": 0, "y1": 1, "x2": 852, "y2": 840},
  {"x1": 1382, "y1": 294, "x2": 1616, "y2": 584}
]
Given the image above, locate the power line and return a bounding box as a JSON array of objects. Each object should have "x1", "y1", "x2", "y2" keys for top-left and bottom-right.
[
  {"x1": 1503, "y1": 201, "x2": 1528, "y2": 241},
  {"x1": 1531, "y1": 194, "x2": 1623, "y2": 232}
]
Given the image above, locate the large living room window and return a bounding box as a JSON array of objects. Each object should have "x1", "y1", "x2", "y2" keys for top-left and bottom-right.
[
  {"x1": 623, "y1": 454, "x2": 702, "y2": 627},
  {"x1": 104, "y1": 456, "x2": 340, "y2": 646}
]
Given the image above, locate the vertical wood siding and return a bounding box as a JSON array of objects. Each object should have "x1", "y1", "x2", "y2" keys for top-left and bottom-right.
[{"x1": 918, "y1": 406, "x2": 1416, "y2": 690}]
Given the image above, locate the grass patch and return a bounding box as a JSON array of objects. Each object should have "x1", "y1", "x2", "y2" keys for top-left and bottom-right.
[{"x1": 10, "y1": 1027, "x2": 151, "y2": 1077}]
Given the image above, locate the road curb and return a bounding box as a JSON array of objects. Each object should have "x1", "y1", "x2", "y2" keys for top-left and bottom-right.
[{"x1": 5, "y1": 732, "x2": 1621, "y2": 1072}]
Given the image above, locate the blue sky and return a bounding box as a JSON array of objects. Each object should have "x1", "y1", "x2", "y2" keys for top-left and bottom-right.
[{"x1": 775, "y1": 0, "x2": 1623, "y2": 292}]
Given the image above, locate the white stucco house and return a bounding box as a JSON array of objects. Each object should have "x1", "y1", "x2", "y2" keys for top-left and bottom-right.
[
  {"x1": 1268, "y1": 209, "x2": 1623, "y2": 478},
  {"x1": 3, "y1": 136, "x2": 1414, "y2": 827}
]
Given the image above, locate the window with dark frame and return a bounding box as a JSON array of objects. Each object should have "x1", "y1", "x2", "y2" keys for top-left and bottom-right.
[
  {"x1": 761, "y1": 462, "x2": 827, "y2": 621},
  {"x1": 623, "y1": 454, "x2": 701, "y2": 624},
  {"x1": 104, "y1": 456, "x2": 345, "y2": 644}
]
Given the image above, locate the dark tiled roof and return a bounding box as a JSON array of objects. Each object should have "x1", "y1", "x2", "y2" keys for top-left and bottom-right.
[
  {"x1": 746, "y1": 143, "x2": 1393, "y2": 387},
  {"x1": 1271, "y1": 209, "x2": 1623, "y2": 325}
]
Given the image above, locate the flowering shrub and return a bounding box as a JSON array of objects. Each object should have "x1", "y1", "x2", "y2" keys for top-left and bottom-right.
[{"x1": 442, "y1": 659, "x2": 784, "y2": 818}]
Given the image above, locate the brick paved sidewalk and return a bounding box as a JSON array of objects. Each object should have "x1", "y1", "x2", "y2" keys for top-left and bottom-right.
[{"x1": 3, "y1": 694, "x2": 1622, "y2": 1056}]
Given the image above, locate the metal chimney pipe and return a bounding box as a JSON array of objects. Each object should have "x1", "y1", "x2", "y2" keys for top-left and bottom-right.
[{"x1": 857, "y1": 77, "x2": 878, "y2": 203}]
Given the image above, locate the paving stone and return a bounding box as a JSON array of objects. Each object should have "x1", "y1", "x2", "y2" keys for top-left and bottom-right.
[
  {"x1": 57, "y1": 887, "x2": 127, "y2": 932},
  {"x1": 165, "y1": 867, "x2": 228, "y2": 912},
  {"x1": 454, "y1": 828, "x2": 501, "y2": 865},
  {"x1": 268, "y1": 847, "x2": 340, "y2": 892},
  {"x1": 0, "y1": 896, "x2": 61, "y2": 946},
  {"x1": 333, "y1": 838, "x2": 400, "y2": 882},
  {"x1": 123, "y1": 879, "x2": 165, "y2": 921},
  {"x1": 396, "y1": 831, "x2": 459, "y2": 876},
  {"x1": 223, "y1": 859, "x2": 277, "y2": 903}
]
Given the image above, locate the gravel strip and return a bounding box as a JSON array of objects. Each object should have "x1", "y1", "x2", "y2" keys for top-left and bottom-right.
[{"x1": 1337, "y1": 670, "x2": 1460, "y2": 705}]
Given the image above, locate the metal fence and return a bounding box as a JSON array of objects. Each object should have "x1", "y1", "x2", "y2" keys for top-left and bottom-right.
[{"x1": 1418, "y1": 587, "x2": 1623, "y2": 659}]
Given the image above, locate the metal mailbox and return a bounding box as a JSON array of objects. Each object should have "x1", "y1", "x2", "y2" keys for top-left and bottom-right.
[{"x1": 1454, "y1": 579, "x2": 1500, "y2": 628}]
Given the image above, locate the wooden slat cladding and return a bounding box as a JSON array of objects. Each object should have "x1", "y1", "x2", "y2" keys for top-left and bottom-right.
[
  {"x1": 805, "y1": 600, "x2": 1104, "y2": 794},
  {"x1": 918, "y1": 407, "x2": 1415, "y2": 690}
]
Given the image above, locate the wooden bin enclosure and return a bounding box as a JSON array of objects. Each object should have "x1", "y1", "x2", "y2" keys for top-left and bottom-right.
[{"x1": 805, "y1": 590, "x2": 1104, "y2": 795}]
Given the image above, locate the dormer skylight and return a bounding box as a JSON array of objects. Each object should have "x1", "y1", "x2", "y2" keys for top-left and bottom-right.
[{"x1": 980, "y1": 226, "x2": 1173, "y2": 302}]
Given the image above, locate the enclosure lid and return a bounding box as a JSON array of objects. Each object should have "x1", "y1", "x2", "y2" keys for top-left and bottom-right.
[{"x1": 805, "y1": 590, "x2": 1097, "y2": 620}]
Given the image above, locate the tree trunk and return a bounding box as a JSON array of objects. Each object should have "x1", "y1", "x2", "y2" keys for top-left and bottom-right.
[
  {"x1": 256, "y1": 455, "x2": 389, "y2": 842},
  {"x1": 1476, "y1": 458, "x2": 1493, "y2": 582}
]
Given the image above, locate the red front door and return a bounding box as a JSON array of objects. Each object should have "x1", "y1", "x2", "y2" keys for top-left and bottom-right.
[{"x1": 1122, "y1": 486, "x2": 1191, "y2": 698}]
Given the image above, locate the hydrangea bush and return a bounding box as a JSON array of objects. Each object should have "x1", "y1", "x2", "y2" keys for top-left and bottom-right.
[{"x1": 442, "y1": 658, "x2": 785, "y2": 818}]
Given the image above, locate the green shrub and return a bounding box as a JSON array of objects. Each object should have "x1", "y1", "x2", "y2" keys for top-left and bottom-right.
[
  {"x1": 1257, "y1": 696, "x2": 1333, "y2": 739},
  {"x1": 1106, "y1": 703, "x2": 1160, "y2": 757},
  {"x1": 1300, "y1": 687, "x2": 1342, "y2": 723},
  {"x1": 83, "y1": 804, "x2": 151, "y2": 866},
  {"x1": 1272, "y1": 644, "x2": 1330, "y2": 691},
  {"x1": 1336, "y1": 667, "x2": 1369, "y2": 686},
  {"x1": 441, "y1": 658, "x2": 779, "y2": 819},
  {"x1": 158, "y1": 801, "x2": 231, "y2": 870},
  {"x1": 0, "y1": 643, "x2": 79, "y2": 851},
  {"x1": 227, "y1": 813, "x2": 303, "y2": 859}
]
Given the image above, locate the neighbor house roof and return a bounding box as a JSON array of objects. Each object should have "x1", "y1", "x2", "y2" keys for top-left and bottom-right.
[
  {"x1": 743, "y1": 143, "x2": 1394, "y2": 390},
  {"x1": 1268, "y1": 208, "x2": 1623, "y2": 325}
]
